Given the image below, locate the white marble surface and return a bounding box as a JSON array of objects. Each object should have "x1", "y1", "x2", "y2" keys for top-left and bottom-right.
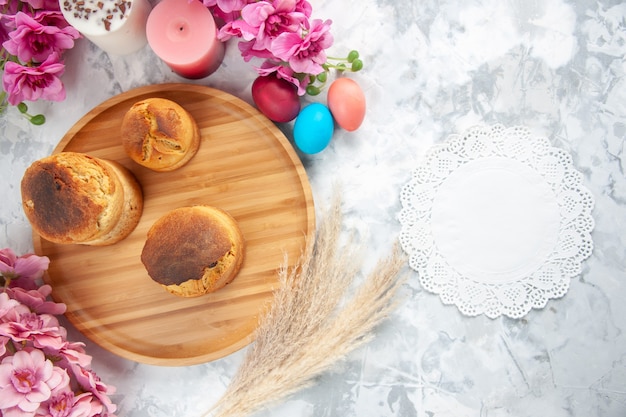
[{"x1": 2, "y1": 0, "x2": 626, "y2": 416}]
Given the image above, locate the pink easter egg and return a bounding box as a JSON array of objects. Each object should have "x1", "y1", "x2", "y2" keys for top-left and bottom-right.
[{"x1": 327, "y1": 78, "x2": 366, "y2": 131}]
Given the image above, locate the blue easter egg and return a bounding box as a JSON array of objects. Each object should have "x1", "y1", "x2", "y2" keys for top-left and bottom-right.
[{"x1": 293, "y1": 103, "x2": 334, "y2": 154}]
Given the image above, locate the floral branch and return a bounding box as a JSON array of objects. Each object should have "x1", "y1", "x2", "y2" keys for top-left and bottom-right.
[
  {"x1": 0, "y1": 1, "x2": 81, "y2": 125},
  {"x1": 200, "y1": 0, "x2": 364, "y2": 96},
  {"x1": 199, "y1": 0, "x2": 368, "y2": 147},
  {"x1": 305, "y1": 49, "x2": 363, "y2": 95},
  {"x1": 0, "y1": 248, "x2": 117, "y2": 417}
]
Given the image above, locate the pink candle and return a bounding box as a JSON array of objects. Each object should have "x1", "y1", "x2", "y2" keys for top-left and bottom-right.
[{"x1": 146, "y1": 0, "x2": 225, "y2": 79}]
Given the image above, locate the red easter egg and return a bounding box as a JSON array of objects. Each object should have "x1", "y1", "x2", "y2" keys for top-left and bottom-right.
[
  {"x1": 251, "y1": 74, "x2": 301, "y2": 123},
  {"x1": 327, "y1": 78, "x2": 366, "y2": 131}
]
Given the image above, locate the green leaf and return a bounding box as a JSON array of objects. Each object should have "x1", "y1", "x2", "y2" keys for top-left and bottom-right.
[
  {"x1": 347, "y1": 50, "x2": 360, "y2": 63},
  {"x1": 306, "y1": 85, "x2": 322, "y2": 96},
  {"x1": 30, "y1": 114, "x2": 46, "y2": 125},
  {"x1": 351, "y1": 59, "x2": 363, "y2": 72}
]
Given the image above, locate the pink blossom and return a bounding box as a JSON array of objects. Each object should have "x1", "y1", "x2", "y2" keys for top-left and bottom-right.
[
  {"x1": 2, "y1": 53, "x2": 66, "y2": 105},
  {"x1": 36, "y1": 378, "x2": 103, "y2": 417},
  {"x1": 271, "y1": 18, "x2": 333, "y2": 74},
  {"x1": 70, "y1": 365, "x2": 117, "y2": 416},
  {"x1": 217, "y1": 18, "x2": 254, "y2": 42},
  {"x1": 0, "y1": 349, "x2": 66, "y2": 414},
  {"x1": 0, "y1": 251, "x2": 117, "y2": 416},
  {"x1": 215, "y1": 1, "x2": 259, "y2": 37},
  {"x1": 31, "y1": 10, "x2": 77, "y2": 31},
  {"x1": 294, "y1": 0, "x2": 312, "y2": 17},
  {"x1": 72, "y1": 391, "x2": 117, "y2": 417},
  {"x1": 21, "y1": 0, "x2": 61, "y2": 10},
  {"x1": 210, "y1": 9, "x2": 242, "y2": 26},
  {"x1": 0, "y1": 249, "x2": 50, "y2": 283},
  {"x1": 0, "y1": 1, "x2": 19, "y2": 15},
  {"x1": 5, "y1": 286, "x2": 66, "y2": 316},
  {"x1": 215, "y1": 0, "x2": 249, "y2": 13},
  {"x1": 1, "y1": 311, "x2": 66, "y2": 351},
  {"x1": 39, "y1": 390, "x2": 117, "y2": 417},
  {"x1": 3, "y1": 12, "x2": 80, "y2": 64},
  {"x1": 207, "y1": 0, "x2": 257, "y2": 25},
  {"x1": 0, "y1": 336, "x2": 11, "y2": 357},
  {"x1": 221, "y1": 0, "x2": 308, "y2": 56},
  {"x1": 37, "y1": 390, "x2": 76, "y2": 417},
  {"x1": 237, "y1": 38, "x2": 276, "y2": 61},
  {"x1": 0, "y1": 292, "x2": 20, "y2": 320},
  {"x1": 53, "y1": 341, "x2": 92, "y2": 370},
  {"x1": 1, "y1": 17, "x2": 11, "y2": 45},
  {"x1": 256, "y1": 60, "x2": 310, "y2": 95},
  {"x1": 242, "y1": 0, "x2": 307, "y2": 50}
]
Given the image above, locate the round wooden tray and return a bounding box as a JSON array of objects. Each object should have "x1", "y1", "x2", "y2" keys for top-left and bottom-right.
[{"x1": 34, "y1": 83, "x2": 315, "y2": 366}]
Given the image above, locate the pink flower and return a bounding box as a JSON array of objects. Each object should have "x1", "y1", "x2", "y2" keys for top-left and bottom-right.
[
  {"x1": 37, "y1": 390, "x2": 76, "y2": 417},
  {"x1": 0, "y1": 336, "x2": 10, "y2": 357},
  {"x1": 0, "y1": 349, "x2": 66, "y2": 415},
  {"x1": 2, "y1": 53, "x2": 66, "y2": 105},
  {"x1": 215, "y1": 0, "x2": 249, "y2": 13},
  {"x1": 0, "y1": 250, "x2": 117, "y2": 416},
  {"x1": 217, "y1": 18, "x2": 253, "y2": 42},
  {"x1": 36, "y1": 376, "x2": 101, "y2": 417},
  {"x1": 71, "y1": 391, "x2": 117, "y2": 417},
  {"x1": 216, "y1": 2, "x2": 259, "y2": 38},
  {"x1": 1, "y1": 18, "x2": 11, "y2": 46},
  {"x1": 31, "y1": 10, "x2": 77, "y2": 31},
  {"x1": 70, "y1": 365, "x2": 117, "y2": 416},
  {"x1": 0, "y1": 1, "x2": 19, "y2": 15},
  {"x1": 294, "y1": 0, "x2": 312, "y2": 17},
  {"x1": 5, "y1": 286, "x2": 66, "y2": 316},
  {"x1": 206, "y1": 0, "x2": 257, "y2": 25},
  {"x1": 35, "y1": 390, "x2": 92, "y2": 417},
  {"x1": 53, "y1": 341, "x2": 92, "y2": 370},
  {"x1": 3, "y1": 12, "x2": 79, "y2": 64},
  {"x1": 20, "y1": 0, "x2": 61, "y2": 10},
  {"x1": 38, "y1": 391, "x2": 117, "y2": 417},
  {"x1": 271, "y1": 18, "x2": 333, "y2": 74},
  {"x1": 0, "y1": 249, "x2": 50, "y2": 283},
  {"x1": 256, "y1": 60, "x2": 310, "y2": 95},
  {"x1": 237, "y1": 38, "x2": 275, "y2": 61},
  {"x1": 0, "y1": 292, "x2": 20, "y2": 320},
  {"x1": 1, "y1": 310, "x2": 66, "y2": 351},
  {"x1": 239, "y1": 0, "x2": 307, "y2": 50}
]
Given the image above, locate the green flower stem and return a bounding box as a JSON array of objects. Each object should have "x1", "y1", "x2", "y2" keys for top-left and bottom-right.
[
  {"x1": 0, "y1": 35, "x2": 46, "y2": 125},
  {"x1": 26, "y1": 113, "x2": 47, "y2": 125},
  {"x1": 0, "y1": 91, "x2": 7, "y2": 114},
  {"x1": 305, "y1": 50, "x2": 364, "y2": 96},
  {"x1": 324, "y1": 50, "x2": 364, "y2": 74},
  {"x1": 327, "y1": 49, "x2": 360, "y2": 62},
  {"x1": 15, "y1": 102, "x2": 46, "y2": 125}
]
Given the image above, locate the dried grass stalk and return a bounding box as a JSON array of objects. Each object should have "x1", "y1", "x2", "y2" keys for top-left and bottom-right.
[{"x1": 204, "y1": 194, "x2": 407, "y2": 417}]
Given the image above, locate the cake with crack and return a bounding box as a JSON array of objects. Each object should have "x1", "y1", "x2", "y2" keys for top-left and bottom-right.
[
  {"x1": 21, "y1": 151, "x2": 143, "y2": 246},
  {"x1": 141, "y1": 205, "x2": 245, "y2": 297},
  {"x1": 121, "y1": 97, "x2": 200, "y2": 172}
]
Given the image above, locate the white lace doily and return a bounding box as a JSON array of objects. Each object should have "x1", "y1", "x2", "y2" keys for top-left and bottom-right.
[{"x1": 398, "y1": 125, "x2": 595, "y2": 319}]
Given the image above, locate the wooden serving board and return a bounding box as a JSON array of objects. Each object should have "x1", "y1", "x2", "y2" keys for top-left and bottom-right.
[{"x1": 34, "y1": 83, "x2": 315, "y2": 366}]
